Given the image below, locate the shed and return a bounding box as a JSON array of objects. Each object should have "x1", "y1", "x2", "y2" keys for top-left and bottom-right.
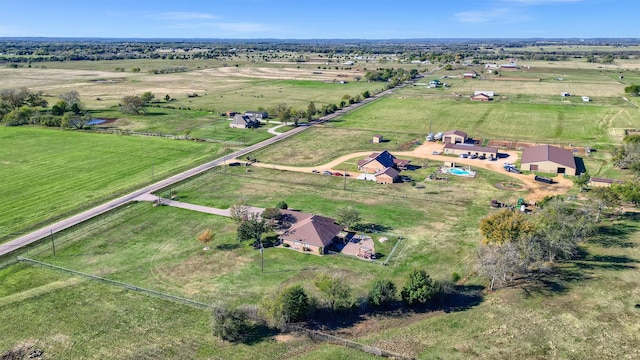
[
  {"x1": 442, "y1": 130, "x2": 467, "y2": 144},
  {"x1": 471, "y1": 93, "x2": 492, "y2": 101},
  {"x1": 588, "y1": 177, "x2": 622, "y2": 188},
  {"x1": 372, "y1": 134, "x2": 383, "y2": 144},
  {"x1": 520, "y1": 145, "x2": 577, "y2": 176},
  {"x1": 582, "y1": 96, "x2": 590, "y2": 102}
]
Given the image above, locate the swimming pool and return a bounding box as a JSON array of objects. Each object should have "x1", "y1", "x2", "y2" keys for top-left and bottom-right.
[{"x1": 442, "y1": 167, "x2": 476, "y2": 177}]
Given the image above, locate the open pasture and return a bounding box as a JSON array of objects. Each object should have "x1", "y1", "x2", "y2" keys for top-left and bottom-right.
[
  {"x1": 0, "y1": 60, "x2": 384, "y2": 111},
  {"x1": 335, "y1": 94, "x2": 639, "y2": 146},
  {"x1": 0, "y1": 127, "x2": 223, "y2": 243},
  {"x1": 2, "y1": 163, "x2": 639, "y2": 359}
]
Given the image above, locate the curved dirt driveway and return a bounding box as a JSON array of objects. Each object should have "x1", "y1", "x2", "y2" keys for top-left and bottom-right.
[{"x1": 237, "y1": 142, "x2": 574, "y2": 202}]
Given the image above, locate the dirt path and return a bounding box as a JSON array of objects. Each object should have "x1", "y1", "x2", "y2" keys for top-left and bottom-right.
[{"x1": 237, "y1": 142, "x2": 574, "y2": 202}]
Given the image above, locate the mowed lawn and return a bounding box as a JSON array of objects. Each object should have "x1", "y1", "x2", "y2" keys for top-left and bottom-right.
[{"x1": 0, "y1": 127, "x2": 224, "y2": 242}]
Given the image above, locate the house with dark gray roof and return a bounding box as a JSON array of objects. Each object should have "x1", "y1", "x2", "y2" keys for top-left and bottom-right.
[
  {"x1": 357, "y1": 150, "x2": 410, "y2": 173},
  {"x1": 230, "y1": 114, "x2": 259, "y2": 129},
  {"x1": 520, "y1": 145, "x2": 577, "y2": 176}
]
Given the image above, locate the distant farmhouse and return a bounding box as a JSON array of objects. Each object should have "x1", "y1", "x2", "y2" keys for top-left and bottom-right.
[
  {"x1": 244, "y1": 111, "x2": 268, "y2": 121},
  {"x1": 520, "y1": 145, "x2": 577, "y2": 176},
  {"x1": 357, "y1": 150, "x2": 410, "y2": 184},
  {"x1": 279, "y1": 210, "x2": 343, "y2": 255},
  {"x1": 463, "y1": 70, "x2": 478, "y2": 79},
  {"x1": 230, "y1": 114, "x2": 259, "y2": 129}
]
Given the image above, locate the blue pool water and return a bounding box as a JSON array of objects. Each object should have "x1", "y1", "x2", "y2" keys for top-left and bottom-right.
[{"x1": 443, "y1": 167, "x2": 474, "y2": 176}]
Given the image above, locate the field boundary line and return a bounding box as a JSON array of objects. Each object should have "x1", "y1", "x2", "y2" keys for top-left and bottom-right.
[
  {"x1": 290, "y1": 325, "x2": 415, "y2": 359},
  {"x1": 16, "y1": 257, "x2": 212, "y2": 310}
]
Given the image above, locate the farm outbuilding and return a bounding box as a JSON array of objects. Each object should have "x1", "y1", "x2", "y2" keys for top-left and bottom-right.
[
  {"x1": 372, "y1": 134, "x2": 383, "y2": 143},
  {"x1": 443, "y1": 143, "x2": 498, "y2": 158},
  {"x1": 470, "y1": 93, "x2": 492, "y2": 101},
  {"x1": 442, "y1": 130, "x2": 467, "y2": 144},
  {"x1": 520, "y1": 145, "x2": 578, "y2": 176},
  {"x1": 588, "y1": 177, "x2": 622, "y2": 188},
  {"x1": 244, "y1": 111, "x2": 268, "y2": 120}
]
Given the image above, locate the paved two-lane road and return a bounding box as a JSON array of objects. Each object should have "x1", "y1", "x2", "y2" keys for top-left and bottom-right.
[{"x1": 0, "y1": 80, "x2": 410, "y2": 257}]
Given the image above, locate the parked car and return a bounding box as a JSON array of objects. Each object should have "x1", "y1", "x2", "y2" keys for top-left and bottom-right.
[
  {"x1": 432, "y1": 151, "x2": 440, "y2": 155},
  {"x1": 311, "y1": 169, "x2": 319, "y2": 173},
  {"x1": 470, "y1": 154, "x2": 478, "y2": 159},
  {"x1": 228, "y1": 162, "x2": 241, "y2": 166},
  {"x1": 333, "y1": 172, "x2": 343, "y2": 177},
  {"x1": 459, "y1": 154, "x2": 468, "y2": 158},
  {"x1": 479, "y1": 154, "x2": 486, "y2": 160},
  {"x1": 322, "y1": 170, "x2": 333, "y2": 175}
]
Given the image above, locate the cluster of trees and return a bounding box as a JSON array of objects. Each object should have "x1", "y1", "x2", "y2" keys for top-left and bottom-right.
[
  {"x1": 364, "y1": 67, "x2": 420, "y2": 87},
  {"x1": 0, "y1": 88, "x2": 93, "y2": 128},
  {"x1": 625, "y1": 84, "x2": 640, "y2": 96},
  {"x1": 477, "y1": 199, "x2": 596, "y2": 290},
  {"x1": 211, "y1": 268, "x2": 444, "y2": 342},
  {"x1": 120, "y1": 91, "x2": 156, "y2": 115}
]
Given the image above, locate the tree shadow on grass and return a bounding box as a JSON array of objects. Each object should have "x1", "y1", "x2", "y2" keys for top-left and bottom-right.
[
  {"x1": 306, "y1": 284, "x2": 484, "y2": 332},
  {"x1": 352, "y1": 223, "x2": 392, "y2": 233},
  {"x1": 239, "y1": 324, "x2": 281, "y2": 345},
  {"x1": 215, "y1": 243, "x2": 241, "y2": 251},
  {"x1": 589, "y1": 221, "x2": 638, "y2": 248}
]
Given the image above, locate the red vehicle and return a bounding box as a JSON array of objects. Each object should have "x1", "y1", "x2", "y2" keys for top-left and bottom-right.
[{"x1": 333, "y1": 172, "x2": 343, "y2": 176}]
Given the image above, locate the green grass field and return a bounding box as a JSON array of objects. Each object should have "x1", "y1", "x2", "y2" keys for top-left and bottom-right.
[
  {"x1": 335, "y1": 95, "x2": 638, "y2": 146},
  {"x1": 2, "y1": 54, "x2": 640, "y2": 359},
  {"x1": 0, "y1": 127, "x2": 226, "y2": 242},
  {"x1": 1, "y1": 164, "x2": 639, "y2": 359}
]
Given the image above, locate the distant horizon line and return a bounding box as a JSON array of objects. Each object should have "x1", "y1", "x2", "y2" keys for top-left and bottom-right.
[{"x1": 1, "y1": 36, "x2": 639, "y2": 42}]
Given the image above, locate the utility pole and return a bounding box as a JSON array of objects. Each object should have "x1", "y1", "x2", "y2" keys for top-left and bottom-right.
[
  {"x1": 260, "y1": 243, "x2": 264, "y2": 273},
  {"x1": 50, "y1": 229, "x2": 56, "y2": 256},
  {"x1": 344, "y1": 169, "x2": 347, "y2": 190}
]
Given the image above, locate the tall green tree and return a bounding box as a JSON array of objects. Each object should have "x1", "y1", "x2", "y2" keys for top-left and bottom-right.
[
  {"x1": 479, "y1": 209, "x2": 536, "y2": 245},
  {"x1": 120, "y1": 95, "x2": 146, "y2": 115},
  {"x1": 401, "y1": 269, "x2": 437, "y2": 305},
  {"x1": 535, "y1": 199, "x2": 595, "y2": 263},
  {"x1": 335, "y1": 206, "x2": 362, "y2": 230},
  {"x1": 314, "y1": 274, "x2": 351, "y2": 311},
  {"x1": 263, "y1": 285, "x2": 311, "y2": 329},
  {"x1": 368, "y1": 279, "x2": 397, "y2": 308},
  {"x1": 307, "y1": 102, "x2": 316, "y2": 120},
  {"x1": 624, "y1": 84, "x2": 640, "y2": 96},
  {"x1": 237, "y1": 212, "x2": 268, "y2": 247}
]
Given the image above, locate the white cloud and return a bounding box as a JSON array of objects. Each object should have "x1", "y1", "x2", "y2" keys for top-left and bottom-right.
[
  {"x1": 455, "y1": 8, "x2": 528, "y2": 24},
  {"x1": 150, "y1": 12, "x2": 218, "y2": 21}
]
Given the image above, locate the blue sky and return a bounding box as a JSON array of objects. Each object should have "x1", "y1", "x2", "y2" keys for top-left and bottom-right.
[{"x1": 0, "y1": 0, "x2": 637, "y2": 39}]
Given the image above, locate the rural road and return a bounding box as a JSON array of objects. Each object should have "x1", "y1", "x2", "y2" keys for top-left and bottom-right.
[{"x1": 0, "y1": 80, "x2": 403, "y2": 257}]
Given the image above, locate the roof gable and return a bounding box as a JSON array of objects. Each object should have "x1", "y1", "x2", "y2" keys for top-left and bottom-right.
[
  {"x1": 359, "y1": 150, "x2": 397, "y2": 169},
  {"x1": 280, "y1": 214, "x2": 343, "y2": 247},
  {"x1": 443, "y1": 130, "x2": 467, "y2": 138},
  {"x1": 521, "y1": 145, "x2": 576, "y2": 169}
]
